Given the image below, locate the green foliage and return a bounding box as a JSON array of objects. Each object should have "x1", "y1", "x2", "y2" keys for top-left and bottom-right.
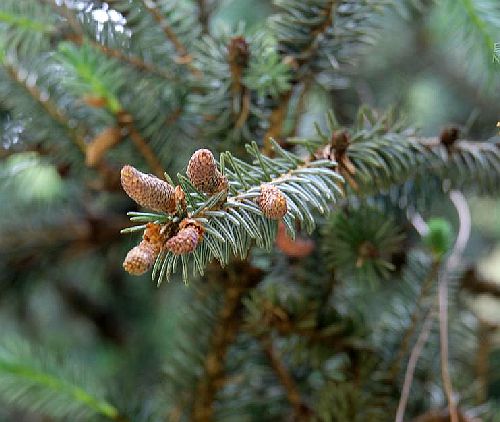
[
  {"x1": 1, "y1": 0, "x2": 500, "y2": 421},
  {"x1": 322, "y1": 207, "x2": 406, "y2": 284},
  {"x1": 57, "y1": 42, "x2": 125, "y2": 114},
  {"x1": 0, "y1": 337, "x2": 119, "y2": 420},
  {"x1": 0, "y1": 0, "x2": 55, "y2": 56}
]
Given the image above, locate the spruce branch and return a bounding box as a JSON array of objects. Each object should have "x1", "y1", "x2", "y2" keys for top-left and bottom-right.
[
  {"x1": 389, "y1": 260, "x2": 440, "y2": 382},
  {"x1": 137, "y1": 0, "x2": 201, "y2": 77},
  {"x1": 259, "y1": 336, "x2": 313, "y2": 421},
  {"x1": 2, "y1": 60, "x2": 86, "y2": 153},
  {"x1": 0, "y1": 338, "x2": 125, "y2": 421},
  {"x1": 191, "y1": 261, "x2": 263, "y2": 422}
]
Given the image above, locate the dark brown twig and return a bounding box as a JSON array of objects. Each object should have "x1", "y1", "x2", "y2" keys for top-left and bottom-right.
[{"x1": 260, "y1": 337, "x2": 312, "y2": 421}]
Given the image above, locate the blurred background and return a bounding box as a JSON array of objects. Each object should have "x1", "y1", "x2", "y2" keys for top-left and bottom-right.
[{"x1": 1, "y1": 0, "x2": 500, "y2": 420}]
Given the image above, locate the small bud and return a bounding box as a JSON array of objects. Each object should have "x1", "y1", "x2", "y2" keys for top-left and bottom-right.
[
  {"x1": 123, "y1": 240, "x2": 158, "y2": 275},
  {"x1": 186, "y1": 149, "x2": 227, "y2": 195},
  {"x1": 258, "y1": 184, "x2": 288, "y2": 220},
  {"x1": 440, "y1": 126, "x2": 460, "y2": 147},
  {"x1": 165, "y1": 226, "x2": 201, "y2": 255},
  {"x1": 174, "y1": 185, "x2": 187, "y2": 213},
  {"x1": 121, "y1": 165, "x2": 176, "y2": 213},
  {"x1": 143, "y1": 223, "x2": 164, "y2": 252}
]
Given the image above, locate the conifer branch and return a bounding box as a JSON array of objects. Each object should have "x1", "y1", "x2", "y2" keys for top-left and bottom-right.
[
  {"x1": 3, "y1": 62, "x2": 86, "y2": 153},
  {"x1": 0, "y1": 339, "x2": 126, "y2": 421},
  {"x1": 138, "y1": 0, "x2": 201, "y2": 77},
  {"x1": 389, "y1": 261, "x2": 439, "y2": 382},
  {"x1": 395, "y1": 307, "x2": 436, "y2": 422},
  {"x1": 191, "y1": 261, "x2": 263, "y2": 422},
  {"x1": 48, "y1": 1, "x2": 176, "y2": 80},
  {"x1": 260, "y1": 336, "x2": 313, "y2": 421}
]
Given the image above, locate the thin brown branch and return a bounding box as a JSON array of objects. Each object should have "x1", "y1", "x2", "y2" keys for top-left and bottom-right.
[
  {"x1": 260, "y1": 337, "x2": 313, "y2": 421},
  {"x1": 116, "y1": 111, "x2": 165, "y2": 178},
  {"x1": 437, "y1": 190, "x2": 472, "y2": 422},
  {"x1": 138, "y1": 0, "x2": 201, "y2": 77},
  {"x1": 191, "y1": 261, "x2": 263, "y2": 422},
  {"x1": 395, "y1": 306, "x2": 436, "y2": 422},
  {"x1": 47, "y1": 0, "x2": 176, "y2": 80},
  {"x1": 196, "y1": 0, "x2": 212, "y2": 34},
  {"x1": 389, "y1": 261, "x2": 440, "y2": 382},
  {"x1": 263, "y1": 91, "x2": 292, "y2": 156}
]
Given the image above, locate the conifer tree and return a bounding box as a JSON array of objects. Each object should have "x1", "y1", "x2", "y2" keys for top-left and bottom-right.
[{"x1": 1, "y1": 1, "x2": 500, "y2": 421}]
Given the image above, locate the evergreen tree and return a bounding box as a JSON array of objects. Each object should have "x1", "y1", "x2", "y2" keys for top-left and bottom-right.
[{"x1": 1, "y1": 0, "x2": 500, "y2": 421}]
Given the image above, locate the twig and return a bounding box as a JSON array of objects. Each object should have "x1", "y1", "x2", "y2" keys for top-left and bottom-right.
[
  {"x1": 260, "y1": 336, "x2": 312, "y2": 421},
  {"x1": 395, "y1": 306, "x2": 436, "y2": 422},
  {"x1": 116, "y1": 111, "x2": 165, "y2": 178},
  {"x1": 139, "y1": 0, "x2": 201, "y2": 77},
  {"x1": 437, "y1": 190, "x2": 471, "y2": 422},
  {"x1": 196, "y1": 0, "x2": 211, "y2": 34},
  {"x1": 389, "y1": 261, "x2": 440, "y2": 382},
  {"x1": 263, "y1": 91, "x2": 292, "y2": 156}
]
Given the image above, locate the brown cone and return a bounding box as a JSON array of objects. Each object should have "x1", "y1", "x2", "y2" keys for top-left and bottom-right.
[
  {"x1": 258, "y1": 184, "x2": 288, "y2": 220},
  {"x1": 186, "y1": 149, "x2": 227, "y2": 194},
  {"x1": 165, "y1": 226, "x2": 200, "y2": 255},
  {"x1": 123, "y1": 240, "x2": 158, "y2": 275},
  {"x1": 121, "y1": 165, "x2": 175, "y2": 213}
]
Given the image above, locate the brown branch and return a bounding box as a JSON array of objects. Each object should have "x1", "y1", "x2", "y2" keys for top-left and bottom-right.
[
  {"x1": 260, "y1": 337, "x2": 313, "y2": 421},
  {"x1": 139, "y1": 0, "x2": 201, "y2": 77},
  {"x1": 116, "y1": 111, "x2": 165, "y2": 178},
  {"x1": 389, "y1": 261, "x2": 440, "y2": 382},
  {"x1": 47, "y1": 0, "x2": 176, "y2": 80},
  {"x1": 395, "y1": 306, "x2": 436, "y2": 422},
  {"x1": 263, "y1": 90, "x2": 292, "y2": 156},
  {"x1": 263, "y1": 0, "x2": 335, "y2": 154},
  {"x1": 191, "y1": 261, "x2": 263, "y2": 422},
  {"x1": 196, "y1": 0, "x2": 211, "y2": 34}
]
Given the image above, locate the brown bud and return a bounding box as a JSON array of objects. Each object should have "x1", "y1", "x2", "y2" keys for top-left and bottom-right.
[
  {"x1": 165, "y1": 226, "x2": 201, "y2": 255},
  {"x1": 186, "y1": 149, "x2": 228, "y2": 195},
  {"x1": 440, "y1": 126, "x2": 460, "y2": 147},
  {"x1": 228, "y1": 36, "x2": 250, "y2": 68},
  {"x1": 123, "y1": 240, "x2": 158, "y2": 275},
  {"x1": 143, "y1": 223, "x2": 165, "y2": 252},
  {"x1": 121, "y1": 165, "x2": 176, "y2": 213},
  {"x1": 331, "y1": 130, "x2": 350, "y2": 155},
  {"x1": 258, "y1": 184, "x2": 288, "y2": 220}
]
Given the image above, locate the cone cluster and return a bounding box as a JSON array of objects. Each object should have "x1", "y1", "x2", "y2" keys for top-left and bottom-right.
[
  {"x1": 257, "y1": 184, "x2": 288, "y2": 220},
  {"x1": 186, "y1": 149, "x2": 228, "y2": 195}
]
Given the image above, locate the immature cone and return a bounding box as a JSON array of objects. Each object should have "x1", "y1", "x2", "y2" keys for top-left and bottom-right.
[
  {"x1": 165, "y1": 226, "x2": 200, "y2": 255},
  {"x1": 186, "y1": 149, "x2": 228, "y2": 194},
  {"x1": 258, "y1": 184, "x2": 288, "y2": 220},
  {"x1": 123, "y1": 240, "x2": 158, "y2": 275},
  {"x1": 121, "y1": 165, "x2": 175, "y2": 213}
]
